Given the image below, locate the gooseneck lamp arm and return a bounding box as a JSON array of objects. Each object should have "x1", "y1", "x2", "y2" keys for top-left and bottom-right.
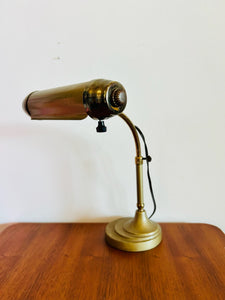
[{"x1": 23, "y1": 78, "x2": 162, "y2": 252}]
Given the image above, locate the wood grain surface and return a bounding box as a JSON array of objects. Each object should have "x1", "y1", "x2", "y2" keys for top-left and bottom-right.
[{"x1": 0, "y1": 223, "x2": 224, "y2": 300}]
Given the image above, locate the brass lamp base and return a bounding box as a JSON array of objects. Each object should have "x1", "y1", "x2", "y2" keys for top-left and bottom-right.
[{"x1": 105, "y1": 210, "x2": 162, "y2": 252}]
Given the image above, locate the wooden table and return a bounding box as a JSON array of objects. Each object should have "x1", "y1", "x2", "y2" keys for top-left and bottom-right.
[{"x1": 0, "y1": 223, "x2": 224, "y2": 299}]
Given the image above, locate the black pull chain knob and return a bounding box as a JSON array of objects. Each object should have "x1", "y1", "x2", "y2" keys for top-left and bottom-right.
[{"x1": 96, "y1": 120, "x2": 107, "y2": 133}]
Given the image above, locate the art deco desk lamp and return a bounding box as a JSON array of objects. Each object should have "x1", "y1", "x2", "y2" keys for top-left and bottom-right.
[{"x1": 23, "y1": 79, "x2": 162, "y2": 252}]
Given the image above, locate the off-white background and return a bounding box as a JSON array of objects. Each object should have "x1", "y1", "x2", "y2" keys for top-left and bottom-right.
[{"x1": 0, "y1": 1, "x2": 224, "y2": 231}]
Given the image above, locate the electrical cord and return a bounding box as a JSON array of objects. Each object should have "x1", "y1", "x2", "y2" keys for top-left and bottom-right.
[{"x1": 135, "y1": 126, "x2": 157, "y2": 219}]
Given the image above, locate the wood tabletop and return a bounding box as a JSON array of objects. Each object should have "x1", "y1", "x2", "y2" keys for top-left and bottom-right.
[{"x1": 0, "y1": 223, "x2": 224, "y2": 300}]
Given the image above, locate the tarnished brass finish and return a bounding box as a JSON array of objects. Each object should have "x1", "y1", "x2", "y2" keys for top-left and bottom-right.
[
  {"x1": 23, "y1": 79, "x2": 127, "y2": 121},
  {"x1": 83, "y1": 79, "x2": 126, "y2": 120},
  {"x1": 105, "y1": 113, "x2": 162, "y2": 252}
]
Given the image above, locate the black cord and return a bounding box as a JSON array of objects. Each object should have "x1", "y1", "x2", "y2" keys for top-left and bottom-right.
[{"x1": 135, "y1": 126, "x2": 157, "y2": 219}]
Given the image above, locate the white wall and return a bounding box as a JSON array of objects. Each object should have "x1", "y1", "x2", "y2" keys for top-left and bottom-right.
[{"x1": 0, "y1": 0, "x2": 224, "y2": 231}]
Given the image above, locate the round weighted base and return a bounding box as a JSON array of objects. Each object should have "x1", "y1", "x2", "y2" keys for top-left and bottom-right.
[{"x1": 105, "y1": 210, "x2": 162, "y2": 252}]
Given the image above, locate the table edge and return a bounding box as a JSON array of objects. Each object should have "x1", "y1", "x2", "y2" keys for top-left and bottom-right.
[{"x1": 0, "y1": 222, "x2": 224, "y2": 236}]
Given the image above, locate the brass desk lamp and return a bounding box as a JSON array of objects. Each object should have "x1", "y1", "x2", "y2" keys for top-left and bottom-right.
[{"x1": 23, "y1": 79, "x2": 162, "y2": 252}]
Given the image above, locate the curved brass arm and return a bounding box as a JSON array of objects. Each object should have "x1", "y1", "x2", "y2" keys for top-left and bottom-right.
[
  {"x1": 118, "y1": 113, "x2": 144, "y2": 211},
  {"x1": 118, "y1": 114, "x2": 141, "y2": 157}
]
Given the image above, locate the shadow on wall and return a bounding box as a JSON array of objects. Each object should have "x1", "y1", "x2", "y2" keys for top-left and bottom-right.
[{"x1": 0, "y1": 124, "x2": 123, "y2": 223}]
